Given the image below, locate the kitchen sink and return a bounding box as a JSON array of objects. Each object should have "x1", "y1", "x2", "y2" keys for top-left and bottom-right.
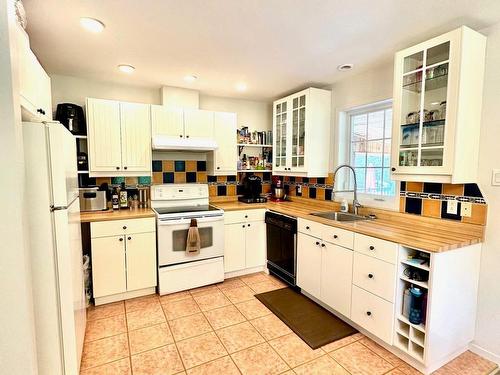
[{"x1": 310, "y1": 211, "x2": 371, "y2": 222}]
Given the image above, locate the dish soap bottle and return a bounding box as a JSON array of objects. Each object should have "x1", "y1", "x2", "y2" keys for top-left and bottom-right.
[{"x1": 340, "y1": 198, "x2": 349, "y2": 213}]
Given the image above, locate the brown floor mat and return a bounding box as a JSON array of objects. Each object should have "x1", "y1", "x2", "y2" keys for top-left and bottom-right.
[{"x1": 255, "y1": 287, "x2": 357, "y2": 349}]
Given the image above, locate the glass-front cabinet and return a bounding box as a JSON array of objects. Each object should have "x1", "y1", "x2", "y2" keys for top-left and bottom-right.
[
  {"x1": 272, "y1": 88, "x2": 331, "y2": 177},
  {"x1": 391, "y1": 26, "x2": 486, "y2": 183}
]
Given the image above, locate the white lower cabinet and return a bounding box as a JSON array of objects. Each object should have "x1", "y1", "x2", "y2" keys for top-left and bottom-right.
[
  {"x1": 223, "y1": 210, "x2": 266, "y2": 274},
  {"x1": 297, "y1": 234, "x2": 322, "y2": 299},
  {"x1": 353, "y1": 252, "x2": 396, "y2": 303},
  {"x1": 91, "y1": 218, "x2": 156, "y2": 305},
  {"x1": 351, "y1": 285, "x2": 394, "y2": 344}
]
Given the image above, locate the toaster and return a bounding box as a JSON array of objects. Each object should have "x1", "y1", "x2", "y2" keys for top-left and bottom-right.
[{"x1": 79, "y1": 188, "x2": 107, "y2": 212}]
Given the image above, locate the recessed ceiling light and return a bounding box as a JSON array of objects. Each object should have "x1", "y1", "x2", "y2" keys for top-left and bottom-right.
[
  {"x1": 235, "y1": 82, "x2": 247, "y2": 92},
  {"x1": 80, "y1": 17, "x2": 105, "y2": 33},
  {"x1": 184, "y1": 75, "x2": 198, "y2": 82},
  {"x1": 337, "y1": 63, "x2": 354, "y2": 71},
  {"x1": 118, "y1": 64, "x2": 135, "y2": 74}
]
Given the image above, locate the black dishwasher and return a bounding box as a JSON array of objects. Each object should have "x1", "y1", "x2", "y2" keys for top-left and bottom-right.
[{"x1": 265, "y1": 211, "x2": 297, "y2": 287}]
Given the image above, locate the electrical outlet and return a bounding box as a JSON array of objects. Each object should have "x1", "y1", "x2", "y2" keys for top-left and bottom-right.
[
  {"x1": 447, "y1": 200, "x2": 458, "y2": 215},
  {"x1": 461, "y1": 202, "x2": 472, "y2": 217},
  {"x1": 297, "y1": 185, "x2": 302, "y2": 194}
]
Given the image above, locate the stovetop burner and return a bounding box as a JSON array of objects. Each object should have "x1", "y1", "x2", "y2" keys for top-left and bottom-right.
[{"x1": 153, "y1": 205, "x2": 221, "y2": 216}]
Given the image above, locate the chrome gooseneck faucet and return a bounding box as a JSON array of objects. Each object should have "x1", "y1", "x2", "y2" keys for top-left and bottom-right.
[{"x1": 332, "y1": 164, "x2": 362, "y2": 215}]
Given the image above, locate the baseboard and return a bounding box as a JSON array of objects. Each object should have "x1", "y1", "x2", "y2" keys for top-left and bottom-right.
[
  {"x1": 94, "y1": 287, "x2": 156, "y2": 306},
  {"x1": 224, "y1": 266, "x2": 266, "y2": 279},
  {"x1": 469, "y1": 343, "x2": 500, "y2": 366}
]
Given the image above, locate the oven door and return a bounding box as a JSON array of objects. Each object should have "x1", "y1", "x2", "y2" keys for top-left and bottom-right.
[{"x1": 157, "y1": 215, "x2": 224, "y2": 266}]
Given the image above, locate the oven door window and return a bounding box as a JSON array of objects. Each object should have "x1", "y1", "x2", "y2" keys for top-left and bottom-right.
[{"x1": 172, "y1": 227, "x2": 213, "y2": 251}]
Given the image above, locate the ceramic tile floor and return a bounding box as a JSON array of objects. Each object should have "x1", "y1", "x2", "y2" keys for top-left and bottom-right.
[{"x1": 81, "y1": 272, "x2": 498, "y2": 375}]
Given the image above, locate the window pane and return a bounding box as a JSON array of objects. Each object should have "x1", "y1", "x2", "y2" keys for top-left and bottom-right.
[
  {"x1": 367, "y1": 111, "x2": 384, "y2": 140},
  {"x1": 384, "y1": 109, "x2": 392, "y2": 137},
  {"x1": 355, "y1": 168, "x2": 366, "y2": 192},
  {"x1": 352, "y1": 114, "x2": 367, "y2": 142},
  {"x1": 365, "y1": 168, "x2": 382, "y2": 194},
  {"x1": 366, "y1": 140, "x2": 383, "y2": 167},
  {"x1": 382, "y1": 168, "x2": 396, "y2": 196}
]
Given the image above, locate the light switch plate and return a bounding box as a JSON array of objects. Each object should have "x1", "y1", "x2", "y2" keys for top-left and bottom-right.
[
  {"x1": 447, "y1": 200, "x2": 458, "y2": 215},
  {"x1": 492, "y1": 169, "x2": 500, "y2": 186},
  {"x1": 297, "y1": 185, "x2": 302, "y2": 194},
  {"x1": 461, "y1": 202, "x2": 472, "y2": 217}
]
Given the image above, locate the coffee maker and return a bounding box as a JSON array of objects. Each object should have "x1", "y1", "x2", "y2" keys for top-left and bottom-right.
[{"x1": 238, "y1": 175, "x2": 267, "y2": 203}]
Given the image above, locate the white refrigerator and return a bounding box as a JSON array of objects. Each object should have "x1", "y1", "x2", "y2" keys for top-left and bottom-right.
[{"x1": 23, "y1": 121, "x2": 86, "y2": 374}]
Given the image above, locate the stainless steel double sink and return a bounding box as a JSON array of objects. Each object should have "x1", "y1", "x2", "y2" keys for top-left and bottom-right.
[{"x1": 310, "y1": 211, "x2": 371, "y2": 222}]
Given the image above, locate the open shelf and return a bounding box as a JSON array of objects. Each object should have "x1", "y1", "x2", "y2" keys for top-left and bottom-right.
[
  {"x1": 77, "y1": 170, "x2": 89, "y2": 174},
  {"x1": 400, "y1": 276, "x2": 428, "y2": 289},
  {"x1": 74, "y1": 135, "x2": 87, "y2": 139},
  {"x1": 398, "y1": 315, "x2": 426, "y2": 333},
  {"x1": 237, "y1": 169, "x2": 272, "y2": 173},
  {"x1": 400, "y1": 259, "x2": 430, "y2": 272},
  {"x1": 237, "y1": 143, "x2": 272, "y2": 148}
]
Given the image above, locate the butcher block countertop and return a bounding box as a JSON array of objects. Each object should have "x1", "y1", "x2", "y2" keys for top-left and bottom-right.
[
  {"x1": 80, "y1": 208, "x2": 155, "y2": 223},
  {"x1": 211, "y1": 197, "x2": 484, "y2": 253}
]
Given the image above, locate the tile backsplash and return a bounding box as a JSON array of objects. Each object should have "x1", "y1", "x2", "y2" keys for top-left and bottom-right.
[
  {"x1": 282, "y1": 174, "x2": 335, "y2": 200},
  {"x1": 399, "y1": 181, "x2": 487, "y2": 224}
]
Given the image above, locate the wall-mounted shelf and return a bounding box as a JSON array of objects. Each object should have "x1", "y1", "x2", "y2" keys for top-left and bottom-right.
[{"x1": 237, "y1": 169, "x2": 272, "y2": 173}]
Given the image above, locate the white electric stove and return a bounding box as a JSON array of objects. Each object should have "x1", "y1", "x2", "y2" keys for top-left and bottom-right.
[{"x1": 151, "y1": 184, "x2": 225, "y2": 295}]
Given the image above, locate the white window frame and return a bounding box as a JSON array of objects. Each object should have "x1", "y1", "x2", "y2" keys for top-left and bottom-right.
[{"x1": 335, "y1": 99, "x2": 399, "y2": 211}]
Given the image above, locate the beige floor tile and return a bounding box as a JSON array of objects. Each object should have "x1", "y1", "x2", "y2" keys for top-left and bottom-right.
[
  {"x1": 440, "y1": 351, "x2": 498, "y2": 375},
  {"x1": 217, "y1": 278, "x2": 246, "y2": 291},
  {"x1": 85, "y1": 314, "x2": 127, "y2": 342},
  {"x1": 268, "y1": 333, "x2": 324, "y2": 368},
  {"x1": 186, "y1": 355, "x2": 240, "y2": 375},
  {"x1": 131, "y1": 344, "x2": 184, "y2": 375},
  {"x1": 231, "y1": 342, "x2": 290, "y2": 375},
  {"x1": 81, "y1": 333, "x2": 129, "y2": 370},
  {"x1": 330, "y1": 341, "x2": 394, "y2": 375},
  {"x1": 87, "y1": 302, "x2": 125, "y2": 321},
  {"x1": 397, "y1": 363, "x2": 424, "y2": 375},
  {"x1": 216, "y1": 321, "x2": 265, "y2": 353},
  {"x1": 162, "y1": 297, "x2": 201, "y2": 320},
  {"x1": 222, "y1": 285, "x2": 256, "y2": 303},
  {"x1": 385, "y1": 370, "x2": 407, "y2": 375},
  {"x1": 169, "y1": 313, "x2": 213, "y2": 341},
  {"x1": 189, "y1": 284, "x2": 220, "y2": 297},
  {"x1": 250, "y1": 280, "x2": 285, "y2": 294},
  {"x1": 293, "y1": 354, "x2": 349, "y2": 375},
  {"x1": 193, "y1": 291, "x2": 231, "y2": 311},
  {"x1": 80, "y1": 358, "x2": 131, "y2": 375},
  {"x1": 159, "y1": 290, "x2": 192, "y2": 303},
  {"x1": 126, "y1": 304, "x2": 166, "y2": 330},
  {"x1": 431, "y1": 367, "x2": 456, "y2": 375},
  {"x1": 359, "y1": 337, "x2": 405, "y2": 366},
  {"x1": 235, "y1": 298, "x2": 272, "y2": 320},
  {"x1": 240, "y1": 272, "x2": 270, "y2": 285},
  {"x1": 321, "y1": 333, "x2": 363, "y2": 353},
  {"x1": 176, "y1": 332, "x2": 228, "y2": 369},
  {"x1": 203, "y1": 304, "x2": 246, "y2": 330},
  {"x1": 250, "y1": 314, "x2": 292, "y2": 340},
  {"x1": 128, "y1": 323, "x2": 174, "y2": 355},
  {"x1": 124, "y1": 294, "x2": 160, "y2": 313}
]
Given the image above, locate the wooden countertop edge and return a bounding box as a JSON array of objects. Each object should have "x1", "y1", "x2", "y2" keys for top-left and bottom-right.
[
  {"x1": 211, "y1": 199, "x2": 484, "y2": 253},
  {"x1": 80, "y1": 208, "x2": 155, "y2": 223}
]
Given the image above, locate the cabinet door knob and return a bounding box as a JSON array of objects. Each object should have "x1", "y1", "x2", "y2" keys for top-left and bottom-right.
[
  {"x1": 247, "y1": 224, "x2": 251, "y2": 227},
  {"x1": 217, "y1": 167, "x2": 220, "y2": 170},
  {"x1": 306, "y1": 226, "x2": 310, "y2": 230},
  {"x1": 119, "y1": 237, "x2": 124, "y2": 242},
  {"x1": 315, "y1": 241, "x2": 320, "y2": 245},
  {"x1": 333, "y1": 234, "x2": 338, "y2": 239},
  {"x1": 127, "y1": 236, "x2": 131, "y2": 240},
  {"x1": 321, "y1": 243, "x2": 325, "y2": 247},
  {"x1": 116, "y1": 166, "x2": 120, "y2": 170},
  {"x1": 391, "y1": 167, "x2": 396, "y2": 172},
  {"x1": 242, "y1": 225, "x2": 245, "y2": 228},
  {"x1": 366, "y1": 311, "x2": 372, "y2": 316},
  {"x1": 368, "y1": 273, "x2": 374, "y2": 279},
  {"x1": 123, "y1": 226, "x2": 127, "y2": 230},
  {"x1": 369, "y1": 245, "x2": 375, "y2": 250},
  {"x1": 124, "y1": 166, "x2": 128, "y2": 170},
  {"x1": 186, "y1": 135, "x2": 190, "y2": 138},
  {"x1": 180, "y1": 135, "x2": 183, "y2": 138},
  {"x1": 245, "y1": 215, "x2": 248, "y2": 218}
]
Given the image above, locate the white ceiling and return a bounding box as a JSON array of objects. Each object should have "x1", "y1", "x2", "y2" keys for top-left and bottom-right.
[{"x1": 23, "y1": 0, "x2": 500, "y2": 101}]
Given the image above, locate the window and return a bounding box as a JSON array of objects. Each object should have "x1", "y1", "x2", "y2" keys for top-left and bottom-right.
[{"x1": 349, "y1": 105, "x2": 396, "y2": 196}]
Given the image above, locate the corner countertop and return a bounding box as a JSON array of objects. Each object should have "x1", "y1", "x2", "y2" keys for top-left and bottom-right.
[
  {"x1": 211, "y1": 198, "x2": 484, "y2": 253},
  {"x1": 80, "y1": 208, "x2": 155, "y2": 223}
]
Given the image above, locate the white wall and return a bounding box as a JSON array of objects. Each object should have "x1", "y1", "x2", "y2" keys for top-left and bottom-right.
[
  {"x1": 0, "y1": 2, "x2": 39, "y2": 373},
  {"x1": 326, "y1": 26, "x2": 500, "y2": 363},
  {"x1": 470, "y1": 22, "x2": 500, "y2": 364}
]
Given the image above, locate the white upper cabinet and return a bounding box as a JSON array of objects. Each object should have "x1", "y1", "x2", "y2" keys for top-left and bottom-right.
[
  {"x1": 272, "y1": 87, "x2": 331, "y2": 177},
  {"x1": 391, "y1": 26, "x2": 486, "y2": 183},
  {"x1": 15, "y1": 24, "x2": 52, "y2": 121},
  {"x1": 151, "y1": 105, "x2": 184, "y2": 138},
  {"x1": 86, "y1": 98, "x2": 151, "y2": 176},
  {"x1": 184, "y1": 109, "x2": 214, "y2": 139},
  {"x1": 208, "y1": 111, "x2": 237, "y2": 175}
]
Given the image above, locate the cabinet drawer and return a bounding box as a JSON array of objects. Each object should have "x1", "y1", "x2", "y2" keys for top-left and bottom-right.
[
  {"x1": 224, "y1": 209, "x2": 266, "y2": 224},
  {"x1": 321, "y1": 225, "x2": 354, "y2": 249},
  {"x1": 351, "y1": 285, "x2": 394, "y2": 344},
  {"x1": 297, "y1": 218, "x2": 323, "y2": 239},
  {"x1": 354, "y1": 234, "x2": 398, "y2": 264},
  {"x1": 91, "y1": 217, "x2": 155, "y2": 238},
  {"x1": 353, "y1": 252, "x2": 396, "y2": 302}
]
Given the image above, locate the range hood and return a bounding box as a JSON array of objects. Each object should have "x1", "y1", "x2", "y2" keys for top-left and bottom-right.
[{"x1": 152, "y1": 135, "x2": 218, "y2": 151}]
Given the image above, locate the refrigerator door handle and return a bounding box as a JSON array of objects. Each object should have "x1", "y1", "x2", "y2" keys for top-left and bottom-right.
[{"x1": 50, "y1": 205, "x2": 68, "y2": 212}]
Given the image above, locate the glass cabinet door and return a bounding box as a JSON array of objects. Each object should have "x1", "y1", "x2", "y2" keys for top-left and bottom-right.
[
  {"x1": 291, "y1": 94, "x2": 306, "y2": 169},
  {"x1": 398, "y1": 42, "x2": 449, "y2": 168},
  {"x1": 274, "y1": 100, "x2": 287, "y2": 169}
]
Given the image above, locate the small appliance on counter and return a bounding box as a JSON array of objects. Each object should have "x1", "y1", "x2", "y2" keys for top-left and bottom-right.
[
  {"x1": 79, "y1": 187, "x2": 107, "y2": 212},
  {"x1": 238, "y1": 175, "x2": 267, "y2": 203},
  {"x1": 55, "y1": 103, "x2": 86, "y2": 135},
  {"x1": 270, "y1": 176, "x2": 287, "y2": 202}
]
